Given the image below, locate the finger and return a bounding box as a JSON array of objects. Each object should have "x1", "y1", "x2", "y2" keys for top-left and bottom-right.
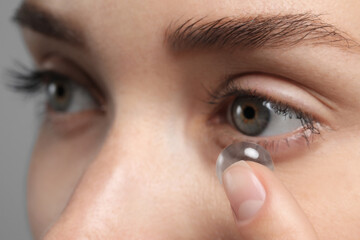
[{"x1": 222, "y1": 160, "x2": 318, "y2": 240}]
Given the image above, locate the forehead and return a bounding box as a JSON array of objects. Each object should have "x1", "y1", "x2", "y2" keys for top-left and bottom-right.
[{"x1": 23, "y1": 0, "x2": 356, "y2": 29}]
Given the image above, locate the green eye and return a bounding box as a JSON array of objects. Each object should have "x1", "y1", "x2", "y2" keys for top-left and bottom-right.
[
  {"x1": 230, "y1": 97, "x2": 270, "y2": 136},
  {"x1": 228, "y1": 95, "x2": 306, "y2": 137},
  {"x1": 43, "y1": 72, "x2": 98, "y2": 114},
  {"x1": 47, "y1": 79, "x2": 73, "y2": 112},
  {"x1": 9, "y1": 68, "x2": 102, "y2": 114}
]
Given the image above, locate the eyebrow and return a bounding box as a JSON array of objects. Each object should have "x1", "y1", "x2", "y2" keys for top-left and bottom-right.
[
  {"x1": 164, "y1": 13, "x2": 359, "y2": 53},
  {"x1": 12, "y1": 2, "x2": 359, "y2": 54},
  {"x1": 13, "y1": 2, "x2": 84, "y2": 46}
]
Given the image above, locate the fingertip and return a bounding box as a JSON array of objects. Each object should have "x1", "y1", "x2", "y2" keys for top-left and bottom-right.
[
  {"x1": 222, "y1": 161, "x2": 318, "y2": 240},
  {"x1": 222, "y1": 160, "x2": 266, "y2": 225}
]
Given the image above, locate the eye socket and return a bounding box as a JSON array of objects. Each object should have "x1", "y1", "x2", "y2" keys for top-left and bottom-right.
[
  {"x1": 228, "y1": 95, "x2": 305, "y2": 137},
  {"x1": 8, "y1": 57, "x2": 104, "y2": 116}
]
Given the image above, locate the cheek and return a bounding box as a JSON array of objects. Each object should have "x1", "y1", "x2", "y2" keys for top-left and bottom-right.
[
  {"x1": 274, "y1": 128, "x2": 360, "y2": 239},
  {"x1": 27, "y1": 119, "x2": 242, "y2": 239},
  {"x1": 27, "y1": 123, "x2": 105, "y2": 238}
]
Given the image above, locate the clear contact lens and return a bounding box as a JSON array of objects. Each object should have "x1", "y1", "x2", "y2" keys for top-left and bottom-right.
[{"x1": 216, "y1": 142, "x2": 274, "y2": 184}]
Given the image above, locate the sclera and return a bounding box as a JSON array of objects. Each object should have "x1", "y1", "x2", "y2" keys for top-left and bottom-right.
[{"x1": 216, "y1": 142, "x2": 274, "y2": 184}]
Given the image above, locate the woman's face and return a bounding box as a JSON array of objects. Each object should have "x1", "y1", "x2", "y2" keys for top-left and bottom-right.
[{"x1": 15, "y1": 0, "x2": 360, "y2": 239}]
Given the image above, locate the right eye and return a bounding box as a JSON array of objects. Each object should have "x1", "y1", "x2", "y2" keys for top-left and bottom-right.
[
  {"x1": 9, "y1": 68, "x2": 102, "y2": 114},
  {"x1": 228, "y1": 95, "x2": 312, "y2": 137},
  {"x1": 44, "y1": 72, "x2": 99, "y2": 113}
]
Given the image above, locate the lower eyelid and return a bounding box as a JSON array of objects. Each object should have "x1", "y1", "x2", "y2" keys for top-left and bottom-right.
[
  {"x1": 213, "y1": 123, "x2": 324, "y2": 162},
  {"x1": 43, "y1": 109, "x2": 105, "y2": 137}
]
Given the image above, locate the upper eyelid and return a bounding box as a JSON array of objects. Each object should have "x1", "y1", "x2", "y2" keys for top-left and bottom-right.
[{"x1": 205, "y1": 71, "x2": 335, "y2": 124}]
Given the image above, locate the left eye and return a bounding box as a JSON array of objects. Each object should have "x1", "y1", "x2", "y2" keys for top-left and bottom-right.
[
  {"x1": 228, "y1": 96, "x2": 306, "y2": 137},
  {"x1": 46, "y1": 76, "x2": 98, "y2": 113}
]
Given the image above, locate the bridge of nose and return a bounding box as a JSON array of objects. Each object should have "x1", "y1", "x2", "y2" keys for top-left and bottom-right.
[{"x1": 41, "y1": 113, "x2": 215, "y2": 239}]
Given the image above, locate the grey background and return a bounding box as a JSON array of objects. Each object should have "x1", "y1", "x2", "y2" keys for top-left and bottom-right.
[{"x1": 1, "y1": 0, "x2": 35, "y2": 239}]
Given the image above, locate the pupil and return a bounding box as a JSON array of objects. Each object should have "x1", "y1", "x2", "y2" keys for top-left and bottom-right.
[
  {"x1": 243, "y1": 106, "x2": 256, "y2": 119},
  {"x1": 56, "y1": 85, "x2": 66, "y2": 98}
]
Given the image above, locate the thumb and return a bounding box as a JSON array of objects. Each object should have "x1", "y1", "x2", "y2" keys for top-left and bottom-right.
[{"x1": 222, "y1": 160, "x2": 318, "y2": 240}]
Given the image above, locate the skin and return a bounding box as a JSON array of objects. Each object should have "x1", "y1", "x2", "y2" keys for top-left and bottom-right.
[{"x1": 16, "y1": 0, "x2": 360, "y2": 239}]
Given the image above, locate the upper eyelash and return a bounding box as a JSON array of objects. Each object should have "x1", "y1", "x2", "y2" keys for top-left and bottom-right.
[
  {"x1": 8, "y1": 66, "x2": 69, "y2": 94},
  {"x1": 205, "y1": 80, "x2": 321, "y2": 137},
  {"x1": 8, "y1": 65, "x2": 43, "y2": 93}
]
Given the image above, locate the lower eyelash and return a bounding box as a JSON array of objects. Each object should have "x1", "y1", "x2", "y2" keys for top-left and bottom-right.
[
  {"x1": 221, "y1": 123, "x2": 324, "y2": 161},
  {"x1": 259, "y1": 125, "x2": 321, "y2": 151}
]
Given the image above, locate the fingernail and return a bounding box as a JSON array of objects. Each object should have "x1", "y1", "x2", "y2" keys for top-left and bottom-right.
[{"x1": 222, "y1": 160, "x2": 266, "y2": 224}]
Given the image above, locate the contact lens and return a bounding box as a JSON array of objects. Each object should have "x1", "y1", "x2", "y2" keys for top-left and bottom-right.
[{"x1": 216, "y1": 142, "x2": 274, "y2": 184}]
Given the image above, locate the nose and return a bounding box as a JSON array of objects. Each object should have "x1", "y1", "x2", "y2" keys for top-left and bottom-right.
[{"x1": 41, "y1": 107, "x2": 206, "y2": 239}]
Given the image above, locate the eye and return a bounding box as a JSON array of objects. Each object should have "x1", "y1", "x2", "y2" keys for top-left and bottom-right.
[
  {"x1": 45, "y1": 74, "x2": 98, "y2": 113},
  {"x1": 8, "y1": 67, "x2": 101, "y2": 114},
  {"x1": 228, "y1": 96, "x2": 304, "y2": 137}
]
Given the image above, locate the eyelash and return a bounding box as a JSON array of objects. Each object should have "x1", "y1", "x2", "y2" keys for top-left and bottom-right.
[
  {"x1": 205, "y1": 79, "x2": 321, "y2": 145},
  {"x1": 8, "y1": 65, "x2": 68, "y2": 94}
]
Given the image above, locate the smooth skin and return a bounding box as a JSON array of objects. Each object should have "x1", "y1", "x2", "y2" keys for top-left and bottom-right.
[{"x1": 16, "y1": 0, "x2": 360, "y2": 239}]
